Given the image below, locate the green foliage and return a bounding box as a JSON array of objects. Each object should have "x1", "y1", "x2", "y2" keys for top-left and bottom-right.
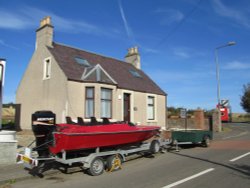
[
  {"x1": 204, "y1": 109, "x2": 214, "y2": 117},
  {"x1": 1, "y1": 119, "x2": 15, "y2": 130},
  {"x1": 167, "y1": 106, "x2": 197, "y2": 117},
  {"x1": 167, "y1": 106, "x2": 182, "y2": 116},
  {"x1": 167, "y1": 106, "x2": 214, "y2": 118},
  {"x1": 2, "y1": 102, "x2": 15, "y2": 108},
  {"x1": 232, "y1": 113, "x2": 250, "y2": 123},
  {"x1": 240, "y1": 83, "x2": 250, "y2": 113}
]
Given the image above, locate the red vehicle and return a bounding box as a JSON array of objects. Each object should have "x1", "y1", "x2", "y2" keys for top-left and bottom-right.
[
  {"x1": 220, "y1": 106, "x2": 231, "y2": 122},
  {"x1": 217, "y1": 99, "x2": 231, "y2": 122}
]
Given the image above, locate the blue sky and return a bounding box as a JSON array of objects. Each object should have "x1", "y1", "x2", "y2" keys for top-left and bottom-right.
[{"x1": 0, "y1": 0, "x2": 250, "y2": 113}]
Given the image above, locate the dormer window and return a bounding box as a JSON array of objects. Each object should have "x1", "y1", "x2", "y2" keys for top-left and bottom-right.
[{"x1": 43, "y1": 57, "x2": 51, "y2": 79}]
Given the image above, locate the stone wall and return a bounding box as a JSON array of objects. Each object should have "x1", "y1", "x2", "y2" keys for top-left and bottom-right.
[
  {"x1": 166, "y1": 109, "x2": 220, "y2": 132},
  {"x1": 166, "y1": 109, "x2": 211, "y2": 130},
  {"x1": 166, "y1": 117, "x2": 210, "y2": 130}
]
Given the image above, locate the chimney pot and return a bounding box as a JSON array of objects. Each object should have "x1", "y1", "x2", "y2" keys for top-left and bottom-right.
[
  {"x1": 40, "y1": 16, "x2": 51, "y2": 28},
  {"x1": 134, "y1": 46, "x2": 138, "y2": 54}
]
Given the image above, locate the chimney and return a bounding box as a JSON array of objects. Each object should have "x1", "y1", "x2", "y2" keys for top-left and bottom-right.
[
  {"x1": 125, "y1": 46, "x2": 141, "y2": 69},
  {"x1": 36, "y1": 16, "x2": 54, "y2": 49}
]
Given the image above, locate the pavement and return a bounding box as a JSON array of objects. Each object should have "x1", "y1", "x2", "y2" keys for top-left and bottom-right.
[
  {"x1": 0, "y1": 129, "x2": 222, "y2": 187},
  {"x1": 0, "y1": 130, "x2": 60, "y2": 187}
]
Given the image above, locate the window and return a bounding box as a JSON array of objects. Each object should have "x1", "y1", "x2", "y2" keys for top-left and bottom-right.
[
  {"x1": 101, "y1": 88, "x2": 112, "y2": 118},
  {"x1": 147, "y1": 96, "x2": 155, "y2": 120},
  {"x1": 85, "y1": 87, "x2": 94, "y2": 118},
  {"x1": 129, "y1": 69, "x2": 142, "y2": 78},
  {"x1": 43, "y1": 58, "x2": 51, "y2": 79},
  {"x1": 75, "y1": 57, "x2": 91, "y2": 67}
]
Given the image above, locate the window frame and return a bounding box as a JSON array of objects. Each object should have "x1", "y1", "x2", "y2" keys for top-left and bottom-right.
[
  {"x1": 147, "y1": 96, "x2": 155, "y2": 120},
  {"x1": 43, "y1": 57, "x2": 51, "y2": 80},
  {"x1": 85, "y1": 87, "x2": 95, "y2": 118},
  {"x1": 100, "y1": 88, "x2": 112, "y2": 118}
]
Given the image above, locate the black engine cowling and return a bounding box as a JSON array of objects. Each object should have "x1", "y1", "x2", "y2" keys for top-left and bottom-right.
[{"x1": 31, "y1": 111, "x2": 56, "y2": 157}]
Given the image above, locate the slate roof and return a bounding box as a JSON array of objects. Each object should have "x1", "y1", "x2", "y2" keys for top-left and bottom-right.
[{"x1": 48, "y1": 42, "x2": 166, "y2": 96}]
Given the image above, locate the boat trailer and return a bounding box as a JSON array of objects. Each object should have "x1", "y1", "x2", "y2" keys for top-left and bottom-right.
[{"x1": 17, "y1": 138, "x2": 171, "y2": 176}]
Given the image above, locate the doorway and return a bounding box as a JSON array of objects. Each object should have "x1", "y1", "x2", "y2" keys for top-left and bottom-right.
[{"x1": 123, "y1": 93, "x2": 130, "y2": 122}]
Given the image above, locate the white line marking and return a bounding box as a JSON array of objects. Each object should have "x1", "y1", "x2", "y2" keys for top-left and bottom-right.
[
  {"x1": 162, "y1": 168, "x2": 215, "y2": 188},
  {"x1": 222, "y1": 132, "x2": 248, "y2": 140},
  {"x1": 229, "y1": 152, "x2": 250, "y2": 162}
]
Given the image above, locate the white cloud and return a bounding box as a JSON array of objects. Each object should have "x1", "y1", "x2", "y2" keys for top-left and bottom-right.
[
  {"x1": 0, "y1": 11, "x2": 34, "y2": 29},
  {"x1": 154, "y1": 8, "x2": 184, "y2": 25},
  {"x1": 142, "y1": 47, "x2": 159, "y2": 54},
  {"x1": 0, "y1": 7, "x2": 116, "y2": 37},
  {"x1": 172, "y1": 47, "x2": 206, "y2": 59},
  {"x1": 212, "y1": 0, "x2": 250, "y2": 29},
  {"x1": 222, "y1": 61, "x2": 250, "y2": 70},
  {"x1": 21, "y1": 7, "x2": 102, "y2": 34},
  {"x1": 118, "y1": 0, "x2": 135, "y2": 43},
  {"x1": 0, "y1": 39, "x2": 18, "y2": 50},
  {"x1": 173, "y1": 48, "x2": 190, "y2": 59},
  {"x1": 146, "y1": 69, "x2": 213, "y2": 85}
]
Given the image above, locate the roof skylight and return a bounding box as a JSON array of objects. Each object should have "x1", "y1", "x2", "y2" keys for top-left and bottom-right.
[
  {"x1": 129, "y1": 69, "x2": 142, "y2": 78},
  {"x1": 75, "y1": 57, "x2": 90, "y2": 67}
]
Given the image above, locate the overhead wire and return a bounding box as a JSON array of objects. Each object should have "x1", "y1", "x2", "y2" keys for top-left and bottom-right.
[{"x1": 152, "y1": 0, "x2": 204, "y2": 50}]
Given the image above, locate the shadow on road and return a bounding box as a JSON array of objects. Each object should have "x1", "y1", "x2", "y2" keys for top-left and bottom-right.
[
  {"x1": 169, "y1": 151, "x2": 250, "y2": 177},
  {"x1": 26, "y1": 160, "x2": 84, "y2": 178}
]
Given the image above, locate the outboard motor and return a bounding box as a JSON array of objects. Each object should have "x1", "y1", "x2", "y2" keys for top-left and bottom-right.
[{"x1": 31, "y1": 111, "x2": 56, "y2": 157}]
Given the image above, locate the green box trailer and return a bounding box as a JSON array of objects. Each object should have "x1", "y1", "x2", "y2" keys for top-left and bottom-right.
[{"x1": 171, "y1": 130, "x2": 213, "y2": 147}]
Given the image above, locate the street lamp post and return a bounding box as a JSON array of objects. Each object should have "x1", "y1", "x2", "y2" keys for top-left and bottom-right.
[{"x1": 214, "y1": 41, "x2": 236, "y2": 132}]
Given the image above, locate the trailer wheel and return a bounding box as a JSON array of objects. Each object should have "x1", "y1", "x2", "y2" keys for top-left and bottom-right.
[
  {"x1": 87, "y1": 157, "x2": 105, "y2": 176},
  {"x1": 106, "y1": 154, "x2": 122, "y2": 172},
  {"x1": 150, "y1": 140, "x2": 160, "y2": 154},
  {"x1": 203, "y1": 136, "x2": 210, "y2": 147}
]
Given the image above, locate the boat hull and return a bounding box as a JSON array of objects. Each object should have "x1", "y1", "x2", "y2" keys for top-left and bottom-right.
[{"x1": 49, "y1": 124, "x2": 160, "y2": 154}]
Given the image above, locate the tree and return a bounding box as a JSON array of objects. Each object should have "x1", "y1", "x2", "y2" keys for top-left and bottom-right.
[{"x1": 240, "y1": 83, "x2": 250, "y2": 113}]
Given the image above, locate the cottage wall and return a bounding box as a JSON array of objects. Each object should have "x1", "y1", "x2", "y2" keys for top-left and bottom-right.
[
  {"x1": 65, "y1": 84, "x2": 166, "y2": 128},
  {"x1": 16, "y1": 46, "x2": 68, "y2": 129}
]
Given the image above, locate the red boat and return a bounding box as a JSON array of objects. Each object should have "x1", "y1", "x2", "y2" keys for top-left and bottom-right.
[{"x1": 49, "y1": 123, "x2": 160, "y2": 155}]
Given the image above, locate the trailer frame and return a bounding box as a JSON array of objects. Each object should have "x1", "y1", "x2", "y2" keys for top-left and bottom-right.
[{"x1": 17, "y1": 138, "x2": 171, "y2": 176}]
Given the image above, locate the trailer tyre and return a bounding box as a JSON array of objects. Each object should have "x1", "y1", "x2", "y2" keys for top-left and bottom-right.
[
  {"x1": 203, "y1": 136, "x2": 210, "y2": 147},
  {"x1": 150, "y1": 140, "x2": 160, "y2": 154},
  {"x1": 87, "y1": 157, "x2": 105, "y2": 176},
  {"x1": 106, "y1": 155, "x2": 122, "y2": 172}
]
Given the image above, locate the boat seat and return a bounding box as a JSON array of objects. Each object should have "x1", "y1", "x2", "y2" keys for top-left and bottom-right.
[
  {"x1": 128, "y1": 122, "x2": 136, "y2": 126},
  {"x1": 90, "y1": 117, "x2": 98, "y2": 125},
  {"x1": 66, "y1": 116, "x2": 76, "y2": 124},
  {"x1": 102, "y1": 118, "x2": 110, "y2": 125},
  {"x1": 77, "y1": 117, "x2": 85, "y2": 126}
]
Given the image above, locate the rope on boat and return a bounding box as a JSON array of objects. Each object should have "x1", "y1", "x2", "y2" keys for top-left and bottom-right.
[
  {"x1": 27, "y1": 140, "x2": 36, "y2": 148},
  {"x1": 32, "y1": 140, "x2": 54, "y2": 150}
]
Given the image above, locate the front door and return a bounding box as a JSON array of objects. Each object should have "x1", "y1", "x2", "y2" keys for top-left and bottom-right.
[{"x1": 123, "y1": 93, "x2": 130, "y2": 122}]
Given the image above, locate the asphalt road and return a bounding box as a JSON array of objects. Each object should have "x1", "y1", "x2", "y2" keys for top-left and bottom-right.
[{"x1": 12, "y1": 123, "x2": 250, "y2": 188}]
